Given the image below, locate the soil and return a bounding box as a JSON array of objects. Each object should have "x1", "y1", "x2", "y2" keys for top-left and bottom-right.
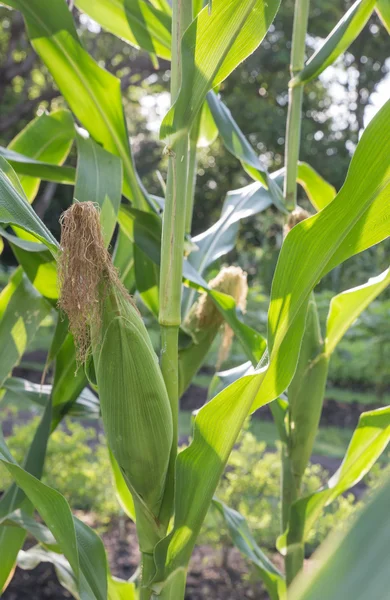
[{"x1": 3, "y1": 520, "x2": 271, "y2": 600}]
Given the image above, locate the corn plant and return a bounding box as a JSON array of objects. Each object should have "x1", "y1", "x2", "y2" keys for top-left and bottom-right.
[{"x1": 0, "y1": 0, "x2": 389, "y2": 599}]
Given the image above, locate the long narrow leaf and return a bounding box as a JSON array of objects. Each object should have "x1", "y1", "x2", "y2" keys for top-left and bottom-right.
[
  {"x1": 3, "y1": 0, "x2": 148, "y2": 208},
  {"x1": 0, "y1": 157, "x2": 59, "y2": 253},
  {"x1": 292, "y1": 0, "x2": 376, "y2": 86},
  {"x1": 160, "y1": 0, "x2": 280, "y2": 140}
]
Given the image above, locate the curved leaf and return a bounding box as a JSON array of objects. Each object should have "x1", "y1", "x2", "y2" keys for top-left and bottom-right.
[
  {"x1": 3, "y1": 0, "x2": 148, "y2": 209},
  {"x1": 206, "y1": 91, "x2": 285, "y2": 209},
  {"x1": 0, "y1": 268, "x2": 51, "y2": 387},
  {"x1": 325, "y1": 267, "x2": 390, "y2": 356},
  {"x1": 296, "y1": 162, "x2": 336, "y2": 210},
  {"x1": 75, "y1": 0, "x2": 172, "y2": 60},
  {"x1": 0, "y1": 157, "x2": 59, "y2": 253},
  {"x1": 279, "y1": 406, "x2": 390, "y2": 555},
  {"x1": 6, "y1": 109, "x2": 75, "y2": 202}
]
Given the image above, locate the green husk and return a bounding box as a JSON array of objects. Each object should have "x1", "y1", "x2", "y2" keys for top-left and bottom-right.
[{"x1": 58, "y1": 202, "x2": 173, "y2": 538}]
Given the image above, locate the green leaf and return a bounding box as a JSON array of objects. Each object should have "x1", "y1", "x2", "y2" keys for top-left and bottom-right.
[
  {"x1": 206, "y1": 91, "x2": 285, "y2": 209},
  {"x1": 287, "y1": 296, "x2": 328, "y2": 491},
  {"x1": 17, "y1": 546, "x2": 80, "y2": 599},
  {"x1": 290, "y1": 476, "x2": 390, "y2": 600},
  {"x1": 75, "y1": 0, "x2": 172, "y2": 60},
  {"x1": 325, "y1": 267, "x2": 390, "y2": 356},
  {"x1": 51, "y1": 334, "x2": 88, "y2": 427},
  {"x1": 75, "y1": 131, "x2": 122, "y2": 246},
  {"x1": 0, "y1": 429, "x2": 108, "y2": 600},
  {"x1": 280, "y1": 406, "x2": 390, "y2": 554},
  {"x1": 0, "y1": 147, "x2": 75, "y2": 189},
  {"x1": 108, "y1": 577, "x2": 138, "y2": 600},
  {"x1": 2, "y1": 377, "x2": 100, "y2": 418},
  {"x1": 197, "y1": 99, "x2": 218, "y2": 148},
  {"x1": 6, "y1": 109, "x2": 75, "y2": 202},
  {"x1": 292, "y1": 0, "x2": 376, "y2": 86},
  {"x1": 0, "y1": 156, "x2": 59, "y2": 253},
  {"x1": 251, "y1": 99, "x2": 390, "y2": 412},
  {"x1": 119, "y1": 206, "x2": 160, "y2": 315},
  {"x1": 188, "y1": 179, "x2": 274, "y2": 275},
  {"x1": 376, "y1": 0, "x2": 390, "y2": 33},
  {"x1": 108, "y1": 450, "x2": 136, "y2": 522},
  {"x1": 0, "y1": 510, "x2": 58, "y2": 551},
  {"x1": 0, "y1": 400, "x2": 52, "y2": 592},
  {"x1": 160, "y1": 0, "x2": 281, "y2": 140},
  {"x1": 0, "y1": 268, "x2": 51, "y2": 387},
  {"x1": 296, "y1": 162, "x2": 336, "y2": 210},
  {"x1": 213, "y1": 499, "x2": 286, "y2": 600},
  {"x1": 112, "y1": 229, "x2": 136, "y2": 290},
  {"x1": 4, "y1": 0, "x2": 148, "y2": 209}
]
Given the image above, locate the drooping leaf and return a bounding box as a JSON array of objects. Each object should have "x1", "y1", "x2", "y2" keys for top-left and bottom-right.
[
  {"x1": 160, "y1": 0, "x2": 281, "y2": 140},
  {"x1": 3, "y1": 0, "x2": 148, "y2": 209},
  {"x1": 292, "y1": 0, "x2": 376, "y2": 85},
  {"x1": 75, "y1": 0, "x2": 172, "y2": 60},
  {"x1": 0, "y1": 157, "x2": 59, "y2": 254},
  {"x1": 6, "y1": 109, "x2": 75, "y2": 202},
  {"x1": 206, "y1": 91, "x2": 285, "y2": 209},
  {"x1": 213, "y1": 499, "x2": 286, "y2": 600},
  {"x1": 75, "y1": 131, "x2": 122, "y2": 246},
  {"x1": 325, "y1": 267, "x2": 390, "y2": 356}
]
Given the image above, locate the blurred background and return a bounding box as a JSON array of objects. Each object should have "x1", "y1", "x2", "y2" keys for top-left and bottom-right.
[{"x1": 0, "y1": 1, "x2": 389, "y2": 598}]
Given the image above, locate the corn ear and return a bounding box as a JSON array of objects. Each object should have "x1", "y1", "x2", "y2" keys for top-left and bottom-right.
[
  {"x1": 92, "y1": 287, "x2": 173, "y2": 517},
  {"x1": 58, "y1": 202, "x2": 173, "y2": 523}
]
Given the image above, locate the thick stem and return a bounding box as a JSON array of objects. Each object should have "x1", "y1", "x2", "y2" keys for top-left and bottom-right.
[
  {"x1": 158, "y1": 2, "x2": 192, "y2": 586},
  {"x1": 284, "y1": 0, "x2": 310, "y2": 210}
]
